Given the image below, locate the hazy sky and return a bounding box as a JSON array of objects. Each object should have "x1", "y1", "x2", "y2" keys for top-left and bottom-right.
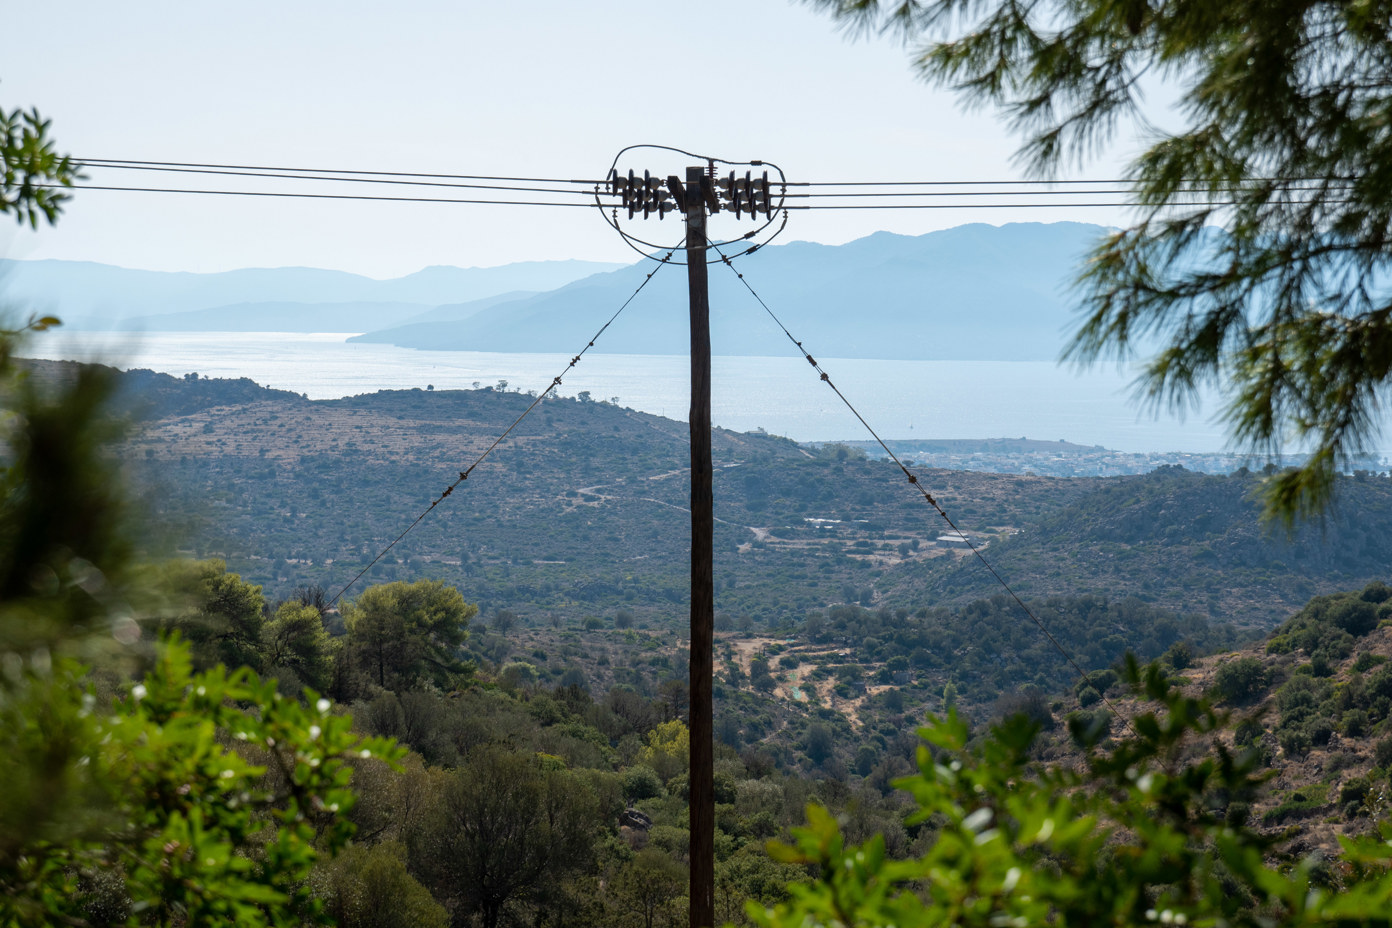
[{"x1": 1, "y1": 1, "x2": 1151, "y2": 278}]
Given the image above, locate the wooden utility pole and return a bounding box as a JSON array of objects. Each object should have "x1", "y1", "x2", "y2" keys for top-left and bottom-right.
[
  {"x1": 607, "y1": 157, "x2": 773, "y2": 928},
  {"x1": 685, "y1": 164, "x2": 715, "y2": 928}
]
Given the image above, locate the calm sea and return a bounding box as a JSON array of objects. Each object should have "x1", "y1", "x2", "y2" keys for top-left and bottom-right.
[{"x1": 24, "y1": 331, "x2": 1238, "y2": 453}]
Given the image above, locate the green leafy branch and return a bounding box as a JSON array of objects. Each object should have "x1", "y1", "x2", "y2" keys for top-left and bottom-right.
[{"x1": 0, "y1": 104, "x2": 82, "y2": 228}]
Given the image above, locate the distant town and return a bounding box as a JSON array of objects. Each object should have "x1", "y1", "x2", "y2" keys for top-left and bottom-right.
[{"x1": 812, "y1": 437, "x2": 1383, "y2": 479}]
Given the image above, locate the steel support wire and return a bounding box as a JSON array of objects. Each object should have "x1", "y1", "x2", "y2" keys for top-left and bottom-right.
[
  {"x1": 326, "y1": 242, "x2": 682, "y2": 608},
  {"x1": 709, "y1": 241, "x2": 1141, "y2": 737}
]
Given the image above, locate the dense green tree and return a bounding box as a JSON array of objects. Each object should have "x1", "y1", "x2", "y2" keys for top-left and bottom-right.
[
  {"x1": 804, "y1": 722, "x2": 835, "y2": 765},
  {"x1": 151, "y1": 559, "x2": 267, "y2": 671},
  {"x1": 638, "y1": 719, "x2": 691, "y2": 783},
  {"x1": 808, "y1": 0, "x2": 1392, "y2": 519},
  {"x1": 262, "y1": 599, "x2": 332, "y2": 691},
  {"x1": 613, "y1": 847, "x2": 686, "y2": 928},
  {"x1": 409, "y1": 749, "x2": 603, "y2": 928},
  {"x1": 344, "y1": 579, "x2": 476, "y2": 690},
  {"x1": 312, "y1": 841, "x2": 448, "y2": 928}
]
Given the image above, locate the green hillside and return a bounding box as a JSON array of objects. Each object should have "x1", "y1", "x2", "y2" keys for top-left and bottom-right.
[{"x1": 98, "y1": 365, "x2": 1392, "y2": 634}]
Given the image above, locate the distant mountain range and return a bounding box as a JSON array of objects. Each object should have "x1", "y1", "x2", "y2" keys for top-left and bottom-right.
[
  {"x1": 1, "y1": 222, "x2": 1115, "y2": 359},
  {"x1": 355, "y1": 222, "x2": 1110, "y2": 361},
  {"x1": 0, "y1": 258, "x2": 622, "y2": 330}
]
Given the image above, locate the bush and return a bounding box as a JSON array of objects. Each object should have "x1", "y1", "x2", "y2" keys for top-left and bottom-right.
[
  {"x1": 1360, "y1": 581, "x2": 1392, "y2": 604},
  {"x1": 622, "y1": 765, "x2": 664, "y2": 801},
  {"x1": 1233, "y1": 718, "x2": 1264, "y2": 746},
  {"x1": 1339, "y1": 776, "x2": 1370, "y2": 808},
  {"x1": 1376, "y1": 736, "x2": 1392, "y2": 769},
  {"x1": 1342, "y1": 708, "x2": 1371, "y2": 738},
  {"x1": 1262, "y1": 793, "x2": 1324, "y2": 824},
  {"x1": 1353, "y1": 651, "x2": 1388, "y2": 673},
  {"x1": 1213, "y1": 657, "x2": 1267, "y2": 703},
  {"x1": 1329, "y1": 600, "x2": 1379, "y2": 637},
  {"x1": 1161, "y1": 641, "x2": 1194, "y2": 670},
  {"x1": 1278, "y1": 726, "x2": 1312, "y2": 758}
]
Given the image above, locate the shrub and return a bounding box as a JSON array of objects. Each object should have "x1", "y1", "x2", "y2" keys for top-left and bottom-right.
[
  {"x1": 1339, "y1": 776, "x2": 1370, "y2": 808},
  {"x1": 1233, "y1": 718, "x2": 1264, "y2": 747},
  {"x1": 1374, "y1": 736, "x2": 1392, "y2": 769},
  {"x1": 1329, "y1": 600, "x2": 1379, "y2": 637},
  {"x1": 622, "y1": 765, "x2": 664, "y2": 801},
  {"x1": 1261, "y1": 792, "x2": 1325, "y2": 825},
  {"x1": 1353, "y1": 652, "x2": 1387, "y2": 673},
  {"x1": 1213, "y1": 657, "x2": 1267, "y2": 703},
  {"x1": 1360, "y1": 581, "x2": 1392, "y2": 604},
  {"x1": 1342, "y1": 708, "x2": 1371, "y2": 738},
  {"x1": 1278, "y1": 726, "x2": 1312, "y2": 758}
]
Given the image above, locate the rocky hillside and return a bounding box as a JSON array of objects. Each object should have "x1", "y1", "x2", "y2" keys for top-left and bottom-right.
[{"x1": 1056, "y1": 581, "x2": 1392, "y2": 858}]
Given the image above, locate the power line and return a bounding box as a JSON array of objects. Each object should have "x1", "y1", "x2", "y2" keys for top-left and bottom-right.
[
  {"x1": 800, "y1": 176, "x2": 1351, "y2": 187},
  {"x1": 792, "y1": 200, "x2": 1341, "y2": 210},
  {"x1": 36, "y1": 183, "x2": 598, "y2": 208},
  {"x1": 77, "y1": 157, "x2": 1351, "y2": 190},
  {"x1": 82, "y1": 162, "x2": 600, "y2": 197},
  {"x1": 77, "y1": 156, "x2": 602, "y2": 186},
  {"x1": 326, "y1": 240, "x2": 682, "y2": 609},
  {"x1": 41, "y1": 183, "x2": 1338, "y2": 214},
  {"x1": 709, "y1": 240, "x2": 1141, "y2": 737}
]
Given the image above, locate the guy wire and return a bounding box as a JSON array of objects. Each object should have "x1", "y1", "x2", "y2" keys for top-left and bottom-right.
[
  {"x1": 326, "y1": 241, "x2": 682, "y2": 609},
  {"x1": 708, "y1": 239, "x2": 1141, "y2": 739}
]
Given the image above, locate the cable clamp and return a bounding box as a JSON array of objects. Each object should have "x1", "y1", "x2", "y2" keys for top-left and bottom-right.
[
  {"x1": 459, "y1": 472, "x2": 468, "y2": 481},
  {"x1": 819, "y1": 372, "x2": 829, "y2": 382},
  {"x1": 441, "y1": 486, "x2": 452, "y2": 497},
  {"x1": 907, "y1": 474, "x2": 918, "y2": 484}
]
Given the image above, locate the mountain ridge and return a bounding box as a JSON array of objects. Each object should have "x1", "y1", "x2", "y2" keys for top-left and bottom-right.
[
  {"x1": 348, "y1": 221, "x2": 1109, "y2": 360},
  {"x1": 0, "y1": 257, "x2": 623, "y2": 328}
]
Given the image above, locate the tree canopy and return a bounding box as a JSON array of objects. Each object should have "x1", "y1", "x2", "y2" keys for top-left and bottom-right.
[
  {"x1": 808, "y1": 0, "x2": 1392, "y2": 519},
  {"x1": 344, "y1": 579, "x2": 476, "y2": 691}
]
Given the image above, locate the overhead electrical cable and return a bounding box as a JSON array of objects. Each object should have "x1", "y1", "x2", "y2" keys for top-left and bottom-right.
[
  {"x1": 80, "y1": 162, "x2": 601, "y2": 197},
  {"x1": 37, "y1": 183, "x2": 1337, "y2": 213},
  {"x1": 77, "y1": 158, "x2": 1350, "y2": 190},
  {"x1": 76, "y1": 156, "x2": 602, "y2": 186},
  {"x1": 32, "y1": 183, "x2": 597, "y2": 208},
  {"x1": 709, "y1": 239, "x2": 1141, "y2": 736},
  {"x1": 325, "y1": 240, "x2": 682, "y2": 609}
]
